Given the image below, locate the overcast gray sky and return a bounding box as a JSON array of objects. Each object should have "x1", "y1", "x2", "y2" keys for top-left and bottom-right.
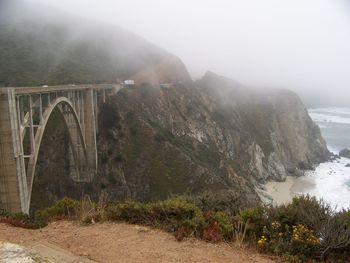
[{"x1": 26, "y1": 0, "x2": 350, "y2": 104}]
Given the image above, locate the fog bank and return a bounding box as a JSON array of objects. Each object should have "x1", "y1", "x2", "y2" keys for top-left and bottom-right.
[{"x1": 21, "y1": 0, "x2": 350, "y2": 106}]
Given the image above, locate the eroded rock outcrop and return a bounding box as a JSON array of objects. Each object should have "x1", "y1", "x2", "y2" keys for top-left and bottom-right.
[
  {"x1": 95, "y1": 72, "x2": 330, "y2": 201},
  {"x1": 340, "y1": 149, "x2": 350, "y2": 159}
]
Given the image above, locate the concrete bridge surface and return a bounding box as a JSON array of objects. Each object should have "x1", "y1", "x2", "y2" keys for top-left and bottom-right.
[{"x1": 0, "y1": 84, "x2": 121, "y2": 213}]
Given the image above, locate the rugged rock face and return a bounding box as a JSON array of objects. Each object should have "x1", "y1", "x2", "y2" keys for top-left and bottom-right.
[
  {"x1": 339, "y1": 149, "x2": 350, "y2": 159},
  {"x1": 93, "y1": 72, "x2": 329, "y2": 202},
  {"x1": 199, "y1": 73, "x2": 329, "y2": 180}
]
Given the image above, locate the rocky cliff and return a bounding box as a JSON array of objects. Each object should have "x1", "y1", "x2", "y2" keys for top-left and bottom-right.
[
  {"x1": 29, "y1": 71, "x2": 329, "y2": 209},
  {"x1": 93, "y1": 72, "x2": 329, "y2": 202}
]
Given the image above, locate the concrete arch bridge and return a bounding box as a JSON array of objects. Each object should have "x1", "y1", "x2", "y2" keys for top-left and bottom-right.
[{"x1": 0, "y1": 84, "x2": 121, "y2": 213}]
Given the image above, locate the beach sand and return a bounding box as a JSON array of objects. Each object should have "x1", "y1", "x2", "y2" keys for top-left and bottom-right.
[{"x1": 264, "y1": 176, "x2": 316, "y2": 206}]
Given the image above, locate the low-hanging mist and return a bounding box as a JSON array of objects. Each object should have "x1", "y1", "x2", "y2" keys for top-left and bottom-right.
[{"x1": 19, "y1": 0, "x2": 350, "y2": 107}]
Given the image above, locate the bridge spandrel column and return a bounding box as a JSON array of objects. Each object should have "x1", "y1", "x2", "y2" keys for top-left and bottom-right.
[
  {"x1": 0, "y1": 89, "x2": 28, "y2": 213},
  {"x1": 83, "y1": 89, "x2": 97, "y2": 179}
]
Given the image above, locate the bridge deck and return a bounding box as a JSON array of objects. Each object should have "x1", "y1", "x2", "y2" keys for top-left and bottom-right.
[{"x1": 0, "y1": 84, "x2": 120, "y2": 95}]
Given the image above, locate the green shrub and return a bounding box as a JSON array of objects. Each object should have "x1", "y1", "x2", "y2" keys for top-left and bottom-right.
[
  {"x1": 0, "y1": 198, "x2": 79, "y2": 229},
  {"x1": 2, "y1": 195, "x2": 350, "y2": 262},
  {"x1": 80, "y1": 194, "x2": 109, "y2": 224},
  {"x1": 99, "y1": 102, "x2": 121, "y2": 131},
  {"x1": 100, "y1": 153, "x2": 109, "y2": 164},
  {"x1": 34, "y1": 197, "x2": 79, "y2": 225},
  {"x1": 256, "y1": 196, "x2": 350, "y2": 261},
  {"x1": 114, "y1": 154, "x2": 124, "y2": 162},
  {"x1": 289, "y1": 196, "x2": 331, "y2": 228},
  {"x1": 195, "y1": 190, "x2": 259, "y2": 216},
  {"x1": 107, "y1": 201, "x2": 152, "y2": 224},
  {"x1": 152, "y1": 197, "x2": 204, "y2": 234},
  {"x1": 107, "y1": 197, "x2": 205, "y2": 236},
  {"x1": 238, "y1": 205, "x2": 266, "y2": 237},
  {"x1": 9, "y1": 212, "x2": 31, "y2": 222},
  {"x1": 210, "y1": 212, "x2": 233, "y2": 240},
  {"x1": 335, "y1": 210, "x2": 350, "y2": 228},
  {"x1": 0, "y1": 212, "x2": 37, "y2": 228},
  {"x1": 108, "y1": 173, "x2": 117, "y2": 184},
  {"x1": 203, "y1": 220, "x2": 222, "y2": 242}
]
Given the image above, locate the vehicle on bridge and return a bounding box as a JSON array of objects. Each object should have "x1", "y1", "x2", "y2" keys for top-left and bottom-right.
[{"x1": 123, "y1": 80, "x2": 135, "y2": 85}]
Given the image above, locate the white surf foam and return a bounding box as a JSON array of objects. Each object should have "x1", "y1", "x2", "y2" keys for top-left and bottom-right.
[
  {"x1": 303, "y1": 107, "x2": 350, "y2": 210},
  {"x1": 304, "y1": 157, "x2": 350, "y2": 211},
  {"x1": 309, "y1": 112, "x2": 350, "y2": 124},
  {"x1": 310, "y1": 107, "x2": 350, "y2": 116}
]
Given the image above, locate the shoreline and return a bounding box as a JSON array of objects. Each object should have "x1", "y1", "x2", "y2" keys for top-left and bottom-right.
[
  {"x1": 262, "y1": 157, "x2": 350, "y2": 210},
  {"x1": 262, "y1": 175, "x2": 316, "y2": 206},
  {"x1": 259, "y1": 107, "x2": 350, "y2": 209}
]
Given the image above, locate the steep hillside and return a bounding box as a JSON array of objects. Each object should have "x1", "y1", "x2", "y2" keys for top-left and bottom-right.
[
  {"x1": 0, "y1": 1, "x2": 179, "y2": 87},
  {"x1": 93, "y1": 72, "x2": 329, "y2": 202},
  {"x1": 28, "y1": 73, "x2": 329, "y2": 209}
]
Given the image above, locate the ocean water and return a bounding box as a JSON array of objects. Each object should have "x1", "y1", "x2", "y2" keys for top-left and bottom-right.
[{"x1": 302, "y1": 108, "x2": 350, "y2": 210}]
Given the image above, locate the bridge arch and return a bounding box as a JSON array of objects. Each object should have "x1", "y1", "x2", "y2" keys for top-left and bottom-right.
[
  {"x1": 26, "y1": 97, "x2": 89, "y2": 211},
  {"x1": 0, "y1": 86, "x2": 117, "y2": 214}
]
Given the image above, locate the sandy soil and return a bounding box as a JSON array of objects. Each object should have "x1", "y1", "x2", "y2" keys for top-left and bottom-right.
[
  {"x1": 264, "y1": 176, "x2": 315, "y2": 206},
  {"x1": 0, "y1": 221, "x2": 279, "y2": 263}
]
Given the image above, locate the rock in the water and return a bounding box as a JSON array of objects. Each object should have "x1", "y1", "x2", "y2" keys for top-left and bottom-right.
[
  {"x1": 330, "y1": 154, "x2": 340, "y2": 161},
  {"x1": 345, "y1": 164, "x2": 350, "y2": 168},
  {"x1": 339, "y1": 149, "x2": 350, "y2": 159}
]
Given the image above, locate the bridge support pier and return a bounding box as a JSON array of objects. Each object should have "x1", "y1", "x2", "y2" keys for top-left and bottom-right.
[
  {"x1": 84, "y1": 89, "x2": 97, "y2": 179},
  {"x1": 0, "y1": 89, "x2": 29, "y2": 213}
]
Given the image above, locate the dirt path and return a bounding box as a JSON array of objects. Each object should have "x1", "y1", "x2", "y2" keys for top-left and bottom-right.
[{"x1": 0, "y1": 221, "x2": 278, "y2": 263}]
